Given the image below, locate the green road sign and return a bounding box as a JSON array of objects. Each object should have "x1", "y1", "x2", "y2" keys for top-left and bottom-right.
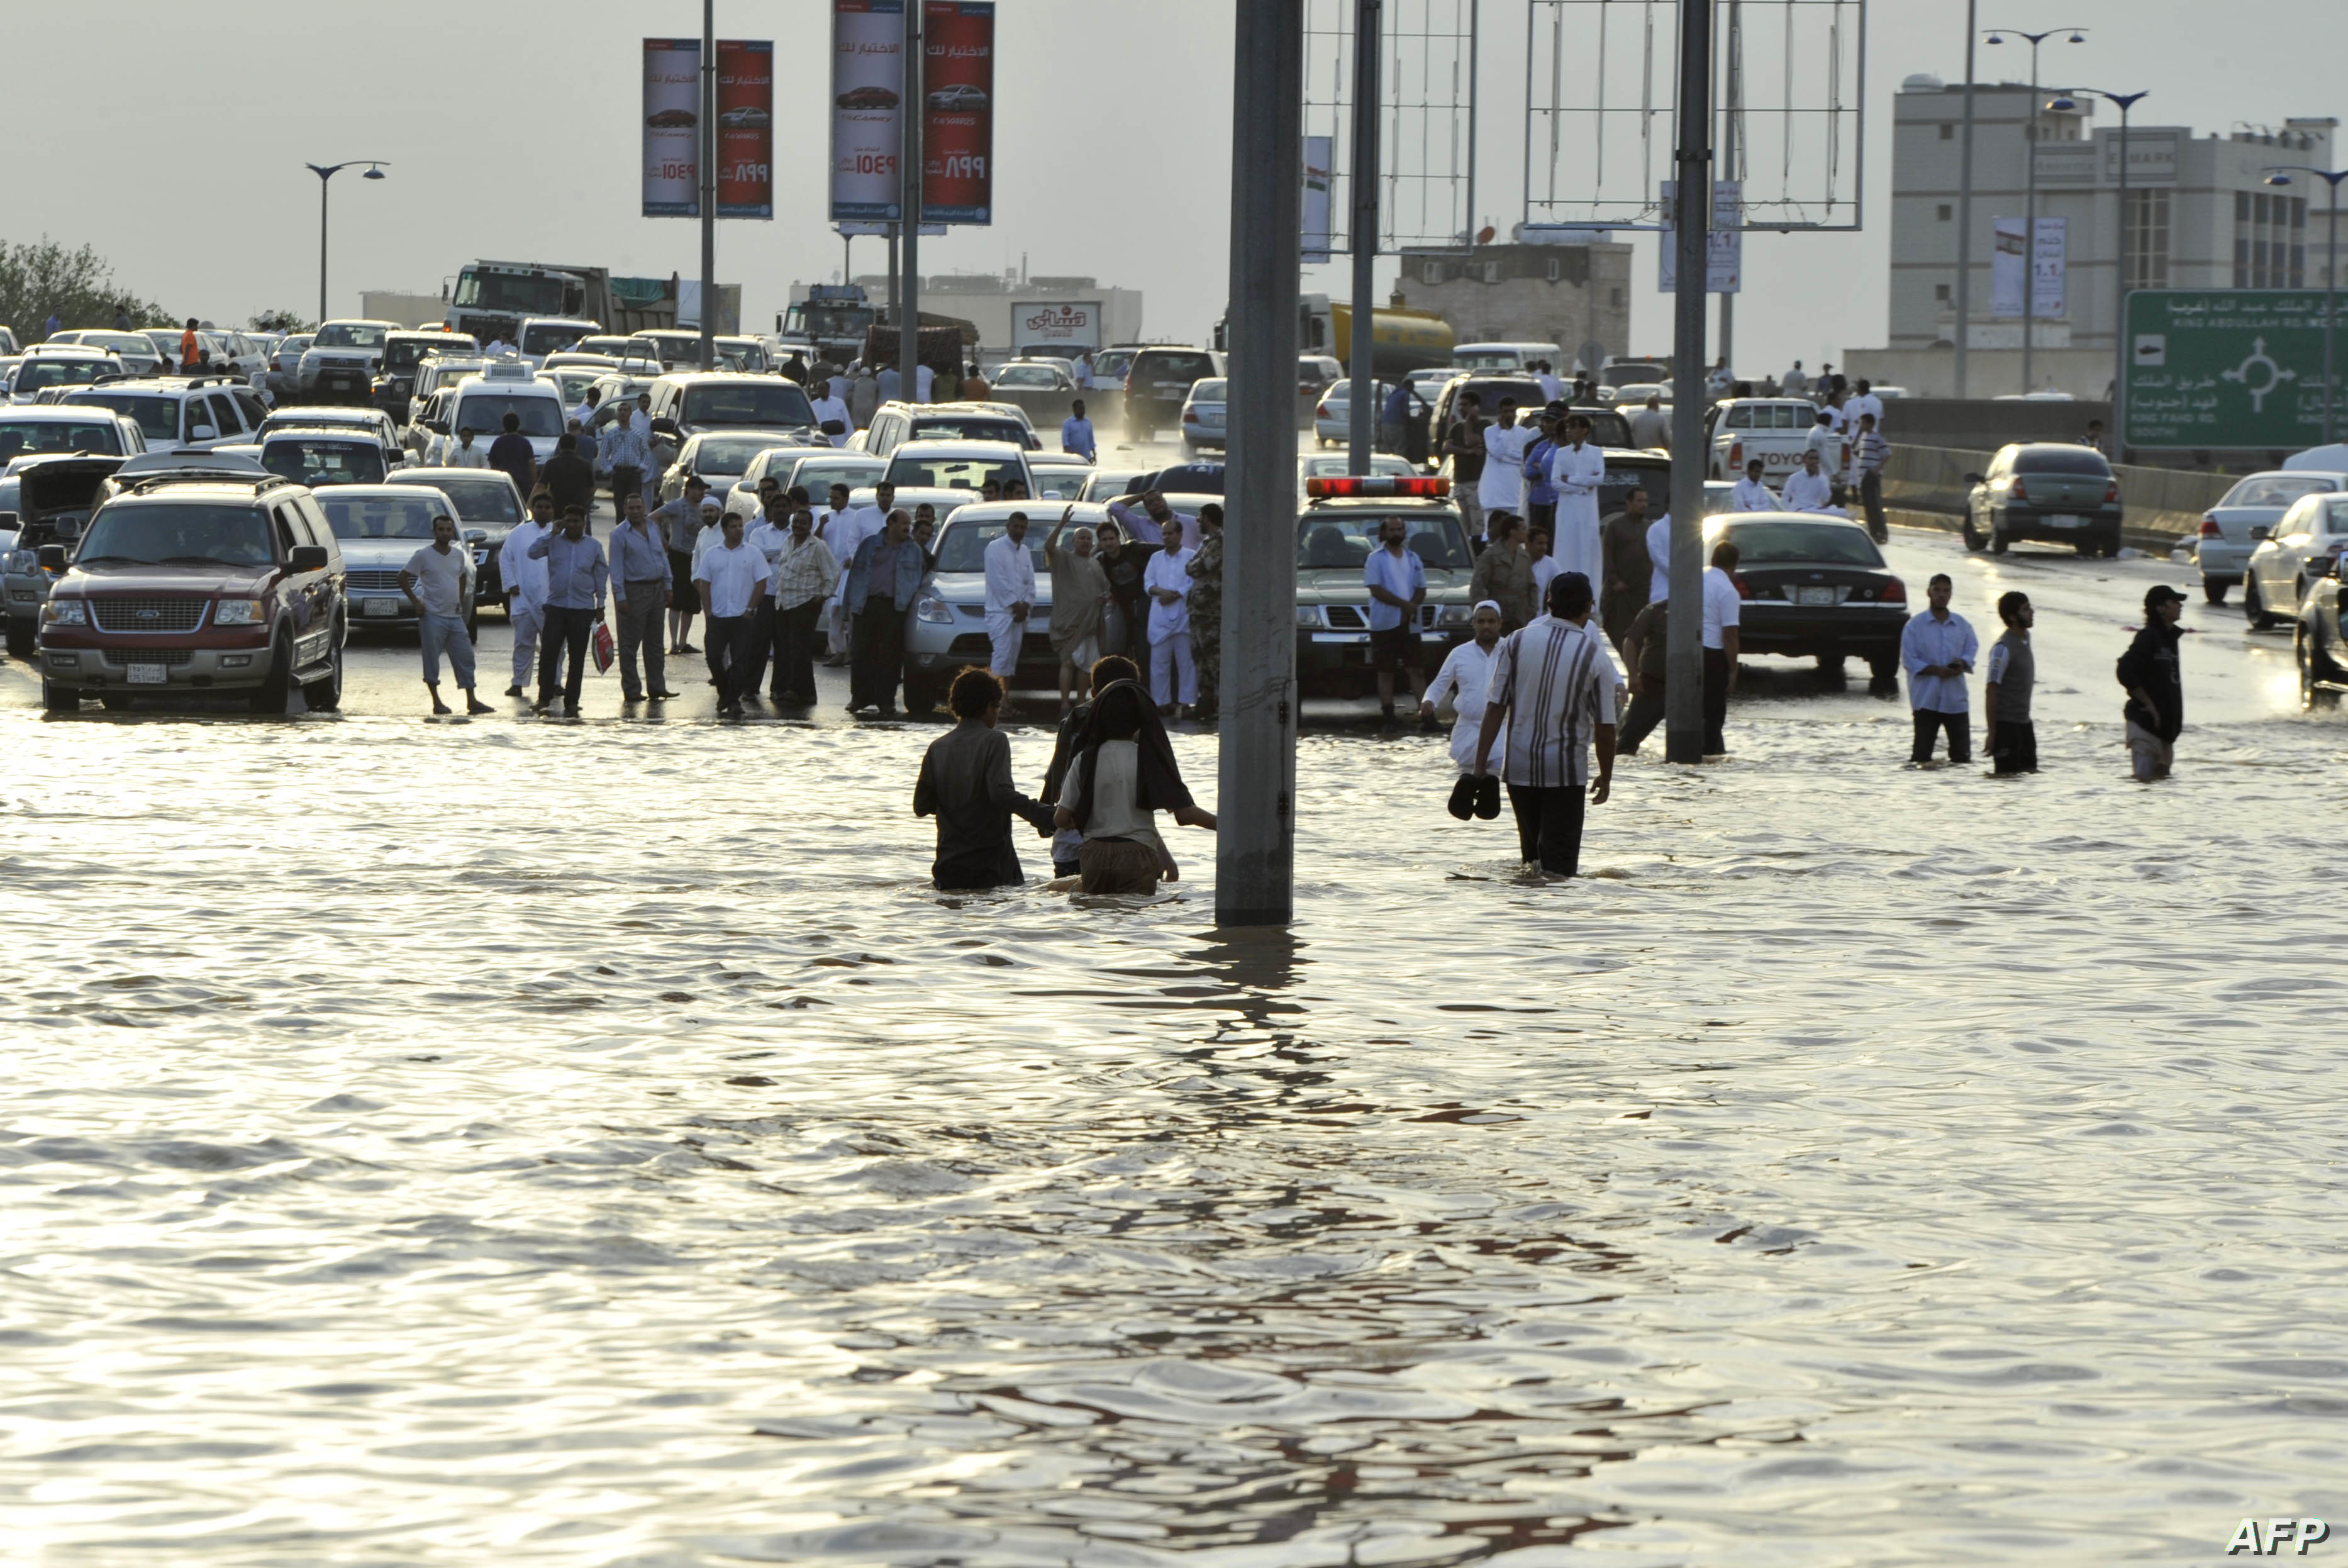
[{"x1": 2123, "y1": 289, "x2": 2348, "y2": 449}]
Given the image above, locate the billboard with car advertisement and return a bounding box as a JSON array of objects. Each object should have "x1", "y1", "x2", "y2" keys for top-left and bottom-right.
[
  {"x1": 921, "y1": 2, "x2": 994, "y2": 224},
  {"x1": 830, "y1": 0, "x2": 906, "y2": 222},
  {"x1": 715, "y1": 40, "x2": 774, "y2": 219},
  {"x1": 643, "y1": 38, "x2": 701, "y2": 217}
]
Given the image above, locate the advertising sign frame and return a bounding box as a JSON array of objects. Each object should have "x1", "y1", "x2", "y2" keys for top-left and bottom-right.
[
  {"x1": 643, "y1": 38, "x2": 701, "y2": 218},
  {"x1": 921, "y1": 1, "x2": 994, "y2": 225},
  {"x1": 715, "y1": 40, "x2": 774, "y2": 220},
  {"x1": 830, "y1": 0, "x2": 906, "y2": 223}
]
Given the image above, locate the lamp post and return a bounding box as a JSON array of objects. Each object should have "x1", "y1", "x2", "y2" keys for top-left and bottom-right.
[
  {"x1": 2050, "y1": 87, "x2": 2147, "y2": 453},
  {"x1": 1983, "y1": 26, "x2": 2084, "y2": 394},
  {"x1": 2265, "y1": 165, "x2": 2347, "y2": 446},
  {"x1": 303, "y1": 161, "x2": 389, "y2": 326},
  {"x1": 1954, "y1": 0, "x2": 1979, "y2": 399}
]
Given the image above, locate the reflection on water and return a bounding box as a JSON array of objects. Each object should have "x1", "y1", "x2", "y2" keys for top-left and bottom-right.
[{"x1": 2, "y1": 707, "x2": 2344, "y2": 1564}]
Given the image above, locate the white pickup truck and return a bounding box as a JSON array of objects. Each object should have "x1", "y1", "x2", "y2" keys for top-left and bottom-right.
[{"x1": 1706, "y1": 397, "x2": 1832, "y2": 482}]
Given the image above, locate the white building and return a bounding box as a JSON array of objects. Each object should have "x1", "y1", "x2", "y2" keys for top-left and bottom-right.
[{"x1": 1845, "y1": 74, "x2": 2337, "y2": 398}]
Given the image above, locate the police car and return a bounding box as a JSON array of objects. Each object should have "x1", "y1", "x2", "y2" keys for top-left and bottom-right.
[{"x1": 1294, "y1": 475, "x2": 1478, "y2": 696}]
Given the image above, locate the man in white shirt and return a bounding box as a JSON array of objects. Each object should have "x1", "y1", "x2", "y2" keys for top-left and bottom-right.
[
  {"x1": 1477, "y1": 398, "x2": 1531, "y2": 531},
  {"x1": 982, "y1": 511, "x2": 1038, "y2": 697},
  {"x1": 1844, "y1": 377, "x2": 1884, "y2": 431},
  {"x1": 1142, "y1": 534, "x2": 1199, "y2": 715},
  {"x1": 810, "y1": 385, "x2": 852, "y2": 447},
  {"x1": 497, "y1": 491, "x2": 555, "y2": 698},
  {"x1": 1544, "y1": 413, "x2": 1606, "y2": 587},
  {"x1": 1729, "y1": 457, "x2": 1781, "y2": 512},
  {"x1": 1900, "y1": 572, "x2": 1978, "y2": 765},
  {"x1": 1781, "y1": 448, "x2": 1838, "y2": 513},
  {"x1": 1699, "y1": 539, "x2": 1744, "y2": 756},
  {"x1": 448, "y1": 426, "x2": 490, "y2": 469},
  {"x1": 1781, "y1": 360, "x2": 1809, "y2": 398},
  {"x1": 570, "y1": 387, "x2": 601, "y2": 430},
  {"x1": 1646, "y1": 509, "x2": 1675, "y2": 604},
  {"x1": 913, "y1": 362, "x2": 935, "y2": 403},
  {"x1": 1421, "y1": 600, "x2": 1507, "y2": 784},
  {"x1": 740, "y1": 492, "x2": 798, "y2": 697},
  {"x1": 1471, "y1": 571, "x2": 1618, "y2": 877},
  {"x1": 397, "y1": 513, "x2": 490, "y2": 716},
  {"x1": 692, "y1": 511, "x2": 771, "y2": 718},
  {"x1": 1533, "y1": 360, "x2": 1565, "y2": 403},
  {"x1": 822, "y1": 481, "x2": 893, "y2": 664},
  {"x1": 1849, "y1": 412, "x2": 1891, "y2": 542}
]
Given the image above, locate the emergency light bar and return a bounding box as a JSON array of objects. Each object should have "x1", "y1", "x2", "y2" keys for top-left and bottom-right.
[{"x1": 1304, "y1": 475, "x2": 1452, "y2": 499}]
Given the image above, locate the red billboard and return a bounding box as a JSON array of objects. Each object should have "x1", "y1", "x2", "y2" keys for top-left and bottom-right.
[
  {"x1": 715, "y1": 39, "x2": 773, "y2": 220},
  {"x1": 921, "y1": 2, "x2": 993, "y2": 224}
]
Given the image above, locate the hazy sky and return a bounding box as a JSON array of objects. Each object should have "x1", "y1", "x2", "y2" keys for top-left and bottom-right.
[{"x1": 9, "y1": 1, "x2": 2337, "y2": 373}]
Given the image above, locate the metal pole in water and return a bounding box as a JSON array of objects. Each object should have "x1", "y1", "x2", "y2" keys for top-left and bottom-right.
[
  {"x1": 1663, "y1": 0, "x2": 1713, "y2": 765},
  {"x1": 899, "y1": 0, "x2": 923, "y2": 403},
  {"x1": 1216, "y1": 0, "x2": 1305, "y2": 928},
  {"x1": 700, "y1": 0, "x2": 717, "y2": 370},
  {"x1": 1348, "y1": 0, "x2": 1382, "y2": 474}
]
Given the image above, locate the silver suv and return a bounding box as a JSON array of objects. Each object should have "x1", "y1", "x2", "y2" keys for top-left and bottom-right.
[{"x1": 298, "y1": 320, "x2": 399, "y2": 403}]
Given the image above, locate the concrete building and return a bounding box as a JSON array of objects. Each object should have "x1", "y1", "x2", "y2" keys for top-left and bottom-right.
[
  {"x1": 825, "y1": 272, "x2": 1145, "y2": 360},
  {"x1": 1845, "y1": 74, "x2": 2337, "y2": 398},
  {"x1": 1388, "y1": 241, "x2": 1634, "y2": 370}
]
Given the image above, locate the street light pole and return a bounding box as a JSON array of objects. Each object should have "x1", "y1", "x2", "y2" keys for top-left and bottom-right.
[
  {"x1": 303, "y1": 160, "x2": 389, "y2": 326},
  {"x1": 1983, "y1": 27, "x2": 2085, "y2": 394},
  {"x1": 2055, "y1": 88, "x2": 2147, "y2": 452},
  {"x1": 1954, "y1": 0, "x2": 1978, "y2": 398},
  {"x1": 2264, "y1": 165, "x2": 2348, "y2": 446}
]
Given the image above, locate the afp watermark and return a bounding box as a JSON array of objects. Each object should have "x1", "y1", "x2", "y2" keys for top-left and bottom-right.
[{"x1": 2228, "y1": 1518, "x2": 2330, "y2": 1555}]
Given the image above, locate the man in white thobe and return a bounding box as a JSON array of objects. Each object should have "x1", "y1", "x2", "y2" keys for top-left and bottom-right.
[
  {"x1": 982, "y1": 511, "x2": 1037, "y2": 693},
  {"x1": 498, "y1": 491, "x2": 555, "y2": 698},
  {"x1": 1420, "y1": 600, "x2": 1507, "y2": 774},
  {"x1": 822, "y1": 481, "x2": 894, "y2": 663},
  {"x1": 1478, "y1": 399, "x2": 1532, "y2": 529},
  {"x1": 1544, "y1": 413, "x2": 1606, "y2": 587},
  {"x1": 1781, "y1": 450, "x2": 1838, "y2": 514},
  {"x1": 1730, "y1": 458, "x2": 1782, "y2": 512},
  {"x1": 1142, "y1": 538, "x2": 1199, "y2": 713}
]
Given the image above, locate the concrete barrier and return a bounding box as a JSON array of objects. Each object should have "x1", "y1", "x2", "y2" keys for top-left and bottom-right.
[{"x1": 1881, "y1": 443, "x2": 2229, "y2": 552}]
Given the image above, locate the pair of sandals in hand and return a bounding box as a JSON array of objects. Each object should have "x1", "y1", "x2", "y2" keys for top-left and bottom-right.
[{"x1": 1446, "y1": 773, "x2": 1501, "y2": 821}]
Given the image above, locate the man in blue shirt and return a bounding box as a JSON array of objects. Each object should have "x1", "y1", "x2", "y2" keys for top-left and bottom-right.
[
  {"x1": 845, "y1": 510, "x2": 923, "y2": 715},
  {"x1": 526, "y1": 504, "x2": 609, "y2": 716},
  {"x1": 1900, "y1": 572, "x2": 1977, "y2": 765},
  {"x1": 1379, "y1": 381, "x2": 1414, "y2": 454},
  {"x1": 1061, "y1": 399, "x2": 1097, "y2": 463},
  {"x1": 1520, "y1": 406, "x2": 1561, "y2": 552},
  {"x1": 1363, "y1": 515, "x2": 1428, "y2": 724}
]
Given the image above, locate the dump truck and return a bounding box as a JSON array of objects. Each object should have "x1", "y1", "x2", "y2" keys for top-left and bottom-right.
[{"x1": 443, "y1": 260, "x2": 740, "y2": 347}]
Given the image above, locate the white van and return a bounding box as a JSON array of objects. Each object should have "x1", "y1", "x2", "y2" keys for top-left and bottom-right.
[
  {"x1": 515, "y1": 317, "x2": 601, "y2": 369},
  {"x1": 441, "y1": 364, "x2": 569, "y2": 466},
  {"x1": 1453, "y1": 341, "x2": 1566, "y2": 374}
]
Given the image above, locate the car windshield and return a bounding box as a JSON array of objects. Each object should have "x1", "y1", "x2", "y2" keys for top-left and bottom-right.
[
  {"x1": 453, "y1": 272, "x2": 569, "y2": 313},
  {"x1": 577, "y1": 337, "x2": 637, "y2": 357},
  {"x1": 934, "y1": 518, "x2": 1048, "y2": 574},
  {"x1": 454, "y1": 395, "x2": 564, "y2": 438},
  {"x1": 383, "y1": 338, "x2": 471, "y2": 370},
  {"x1": 276, "y1": 336, "x2": 313, "y2": 359},
  {"x1": 1296, "y1": 513, "x2": 1472, "y2": 570},
  {"x1": 1146, "y1": 464, "x2": 1225, "y2": 495},
  {"x1": 1723, "y1": 520, "x2": 1886, "y2": 565},
  {"x1": 2222, "y1": 474, "x2": 2339, "y2": 508},
  {"x1": 911, "y1": 417, "x2": 1027, "y2": 444},
  {"x1": 16, "y1": 360, "x2": 110, "y2": 392},
  {"x1": 79, "y1": 503, "x2": 274, "y2": 567},
  {"x1": 320, "y1": 494, "x2": 442, "y2": 540},
  {"x1": 682, "y1": 382, "x2": 815, "y2": 426},
  {"x1": 0, "y1": 420, "x2": 122, "y2": 462},
  {"x1": 545, "y1": 370, "x2": 601, "y2": 402},
  {"x1": 521, "y1": 323, "x2": 590, "y2": 356},
  {"x1": 691, "y1": 435, "x2": 794, "y2": 473},
  {"x1": 1301, "y1": 455, "x2": 1415, "y2": 479},
  {"x1": 1133, "y1": 353, "x2": 1215, "y2": 385},
  {"x1": 1455, "y1": 350, "x2": 1531, "y2": 370},
  {"x1": 2013, "y1": 447, "x2": 2113, "y2": 476},
  {"x1": 993, "y1": 365, "x2": 1059, "y2": 388},
  {"x1": 65, "y1": 392, "x2": 179, "y2": 442},
  {"x1": 265, "y1": 439, "x2": 386, "y2": 487},
  {"x1": 887, "y1": 455, "x2": 1027, "y2": 492},
  {"x1": 1571, "y1": 411, "x2": 1633, "y2": 446},
  {"x1": 313, "y1": 323, "x2": 389, "y2": 350},
  {"x1": 389, "y1": 472, "x2": 521, "y2": 525},
  {"x1": 786, "y1": 459, "x2": 882, "y2": 496},
  {"x1": 1029, "y1": 467, "x2": 1089, "y2": 500},
  {"x1": 1189, "y1": 380, "x2": 1229, "y2": 403}
]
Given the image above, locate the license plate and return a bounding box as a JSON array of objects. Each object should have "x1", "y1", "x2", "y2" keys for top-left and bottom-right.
[
  {"x1": 1310, "y1": 632, "x2": 1369, "y2": 644},
  {"x1": 126, "y1": 663, "x2": 167, "y2": 685},
  {"x1": 364, "y1": 598, "x2": 404, "y2": 616},
  {"x1": 1796, "y1": 586, "x2": 1836, "y2": 606},
  {"x1": 2046, "y1": 513, "x2": 2083, "y2": 528}
]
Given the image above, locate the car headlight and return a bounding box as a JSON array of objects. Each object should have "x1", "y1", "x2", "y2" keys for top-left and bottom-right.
[
  {"x1": 1294, "y1": 604, "x2": 1324, "y2": 627},
  {"x1": 1435, "y1": 604, "x2": 1474, "y2": 627},
  {"x1": 914, "y1": 594, "x2": 954, "y2": 625},
  {"x1": 5, "y1": 548, "x2": 36, "y2": 574},
  {"x1": 42, "y1": 599, "x2": 85, "y2": 626},
  {"x1": 213, "y1": 599, "x2": 264, "y2": 626}
]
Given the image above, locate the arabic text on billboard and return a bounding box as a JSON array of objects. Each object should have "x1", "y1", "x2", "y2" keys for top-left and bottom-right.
[
  {"x1": 643, "y1": 38, "x2": 700, "y2": 218},
  {"x1": 830, "y1": 0, "x2": 904, "y2": 223},
  {"x1": 1302, "y1": 135, "x2": 1333, "y2": 264},
  {"x1": 716, "y1": 40, "x2": 773, "y2": 220},
  {"x1": 922, "y1": 2, "x2": 994, "y2": 225},
  {"x1": 1017, "y1": 304, "x2": 1097, "y2": 353}
]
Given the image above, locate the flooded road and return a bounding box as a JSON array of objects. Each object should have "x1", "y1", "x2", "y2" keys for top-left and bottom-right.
[{"x1": 2, "y1": 521, "x2": 2343, "y2": 1565}]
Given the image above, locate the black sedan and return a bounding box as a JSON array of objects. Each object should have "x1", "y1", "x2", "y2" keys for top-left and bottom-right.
[
  {"x1": 1706, "y1": 511, "x2": 1908, "y2": 687},
  {"x1": 2293, "y1": 557, "x2": 2348, "y2": 710},
  {"x1": 1962, "y1": 442, "x2": 2124, "y2": 557}
]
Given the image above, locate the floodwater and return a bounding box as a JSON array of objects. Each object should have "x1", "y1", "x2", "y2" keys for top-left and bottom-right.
[{"x1": 3, "y1": 531, "x2": 2345, "y2": 1565}]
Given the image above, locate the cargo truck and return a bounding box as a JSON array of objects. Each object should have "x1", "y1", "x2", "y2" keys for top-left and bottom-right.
[
  {"x1": 443, "y1": 260, "x2": 740, "y2": 348},
  {"x1": 1213, "y1": 292, "x2": 1456, "y2": 379}
]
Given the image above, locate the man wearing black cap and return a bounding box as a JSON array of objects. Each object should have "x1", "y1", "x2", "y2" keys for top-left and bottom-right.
[{"x1": 2118, "y1": 584, "x2": 2186, "y2": 781}]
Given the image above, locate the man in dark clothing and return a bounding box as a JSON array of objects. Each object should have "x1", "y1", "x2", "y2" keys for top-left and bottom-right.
[
  {"x1": 1040, "y1": 655, "x2": 1141, "y2": 877},
  {"x1": 1984, "y1": 590, "x2": 2037, "y2": 774},
  {"x1": 1599, "y1": 485, "x2": 1654, "y2": 647},
  {"x1": 1616, "y1": 595, "x2": 1670, "y2": 754},
  {"x1": 847, "y1": 509, "x2": 920, "y2": 714},
  {"x1": 539, "y1": 432, "x2": 595, "y2": 518},
  {"x1": 487, "y1": 413, "x2": 537, "y2": 503},
  {"x1": 1445, "y1": 392, "x2": 1488, "y2": 545},
  {"x1": 2118, "y1": 583, "x2": 2185, "y2": 781},
  {"x1": 913, "y1": 667, "x2": 1055, "y2": 889},
  {"x1": 1093, "y1": 519, "x2": 1158, "y2": 659}
]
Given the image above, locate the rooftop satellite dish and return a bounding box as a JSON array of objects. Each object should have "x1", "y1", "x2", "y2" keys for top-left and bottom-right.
[{"x1": 1475, "y1": 225, "x2": 1497, "y2": 245}]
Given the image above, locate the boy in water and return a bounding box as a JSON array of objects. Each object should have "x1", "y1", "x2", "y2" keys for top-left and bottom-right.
[{"x1": 1983, "y1": 591, "x2": 2036, "y2": 774}]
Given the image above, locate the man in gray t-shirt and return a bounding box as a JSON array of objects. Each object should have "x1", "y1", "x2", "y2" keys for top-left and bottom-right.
[
  {"x1": 1984, "y1": 590, "x2": 2036, "y2": 774},
  {"x1": 399, "y1": 513, "x2": 491, "y2": 716}
]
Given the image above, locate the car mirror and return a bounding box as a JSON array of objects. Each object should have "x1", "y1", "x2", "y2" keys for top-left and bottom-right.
[
  {"x1": 288, "y1": 544, "x2": 329, "y2": 572},
  {"x1": 2251, "y1": 524, "x2": 2272, "y2": 542},
  {"x1": 464, "y1": 529, "x2": 487, "y2": 543},
  {"x1": 38, "y1": 544, "x2": 67, "y2": 571},
  {"x1": 651, "y1": 417, "x2": 680, "y2": 436},
  {"x1": 190, "y1": 424, "x2": 217, "y2": 441},
  {"x1": 1963, "y1": 472, "x2": 1983, "y2": 485}
]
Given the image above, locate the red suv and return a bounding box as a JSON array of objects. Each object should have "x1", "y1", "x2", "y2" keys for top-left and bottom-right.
[{"x1": 36, "y1": 475, "x2": 348, "y2": 713}]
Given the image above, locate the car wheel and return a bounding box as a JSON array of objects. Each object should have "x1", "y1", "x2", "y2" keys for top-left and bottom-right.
[
  {"x1": 1818, "y1": 653, "x2": 1848, "y2": 683},
  {"x1": 248, "y1": 632, "x2": 294, "y2": 714},
  {"x1": 301, "y1": 637, "x2": 344, "y2": 712},
  {"x1": 2202, "y1": 577, "x2": 2228, "y2": 604},
  {"x1": 1989, "y1": 523, "x2": 2009, "y2": 555},
  {"x1": 40, "y1": 681, "x2": 78, "y2": 713},
  {"x1": 99, "y1": 692, "x2": 135, "y2": 711},
  {"x1": 2245, "y1": 580, "x2": 2278, "y2": 630},
  {"x1": 4, "y1": 618, "x2": 33, "y2": 659},
  {"x1": 1866, "y1": 653, "x2": 1899, "y2": 693},
  {"x1": 1961, "y1": 510, "x2": 1984, "y2": 551},
  {"x1": 2300, "y1": 628, "x2": 2339, "y2": 709}
]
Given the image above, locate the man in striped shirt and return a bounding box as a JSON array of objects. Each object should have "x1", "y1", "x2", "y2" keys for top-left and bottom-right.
[
  {"x1": 1471, "y1": 570, "x2": 1618, "y2": 877},
  {"x1": 1849, "y1": 411, "x2": 1889, "y2": 542}
]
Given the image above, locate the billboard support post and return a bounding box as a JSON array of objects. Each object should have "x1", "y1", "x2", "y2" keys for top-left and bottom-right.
[
  {"x1": 1218, "y1": 0, "x2": 1304, "y2": 928},
  {"x1": 1347, "y1": 0, "x2": 1381, "y2": 476},
  {"x1": 698, "y1": 0, "x2": 716, "y2": 371},
  {"x1": 899, "y1": 0, "x2": 922, "y2": 399},
  {"x1": 1664, "y1": 0, "x2": 1712, "y2": 767}
]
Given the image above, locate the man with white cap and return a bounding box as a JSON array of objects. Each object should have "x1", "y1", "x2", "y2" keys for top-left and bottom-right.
[{"x1": 1422, "y1": 600, "x2": 1507, "y2": 819}]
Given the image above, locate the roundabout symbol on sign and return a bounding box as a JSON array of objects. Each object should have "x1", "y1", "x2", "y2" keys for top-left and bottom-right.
[{"x1": 2220, "y1": 336, "x2": 2298, "y2": 412}]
